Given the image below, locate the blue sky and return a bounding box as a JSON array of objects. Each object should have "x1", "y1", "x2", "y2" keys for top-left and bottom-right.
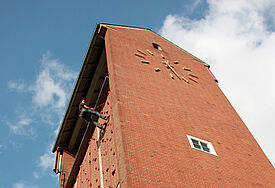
[{"x1": 1, "y1": 0, "x2": 274, "y2": 187}]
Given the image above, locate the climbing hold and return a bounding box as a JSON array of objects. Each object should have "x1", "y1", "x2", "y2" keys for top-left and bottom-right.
[
  {"x1": 161, "y1": 53, "x2": 165, "y2": 59},
  {"x1": 174, "y1": 61, "x2": 178, "y2": 64},
  {"x1": 154, "y1": 68, "x2": 160, "y2": 72},
  {"x1": 112, "y1": 170, "x2": 116, "y2": 176}
]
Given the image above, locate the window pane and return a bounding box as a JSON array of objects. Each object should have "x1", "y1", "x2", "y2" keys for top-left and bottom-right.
[
  {"x1": 191, "y1": 139, "x2": 199, "y2": 145},
  {"x1": 200, "y1": 142, "x2": 208, "y2": 147},
  {"x1": 193, "y1": 144, "x2": 201, "y2": 149},
  {"x1": 202, "y1": 147, "x2": 210, "y2": 152}
]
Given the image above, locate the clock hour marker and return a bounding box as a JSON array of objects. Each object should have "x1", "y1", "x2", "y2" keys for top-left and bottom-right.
[
  {"x1": 137, "y1": 49, "x2": 147, "y2": 56},
  {"x1": 141, "y1": 60, "x2": 150, "y2": 64},
  {"x1": 189, "y1": 73, "x2": 198, "y2": 78},
  {"x1": 135, "y1": 53, "x2": 145, "y2": 58},
  {"x1": 189, "y1": 76, "x2": 198, "y2": 83},
  {"x1": 154, "y1": 68, "x2": 160, "y2": 72},
  {"x1": 183, "y1": 67, "x2": 191, "y2": 71}
]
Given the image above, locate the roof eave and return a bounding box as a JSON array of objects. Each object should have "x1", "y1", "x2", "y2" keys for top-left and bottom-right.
[{"x1": 52, "y1": 23, "x2": 102, "y2": 153}]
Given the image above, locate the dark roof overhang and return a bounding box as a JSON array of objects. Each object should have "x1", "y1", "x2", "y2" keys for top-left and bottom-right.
[{"x1": 52, "y1": 23, "x2": 108, "y2": 154}]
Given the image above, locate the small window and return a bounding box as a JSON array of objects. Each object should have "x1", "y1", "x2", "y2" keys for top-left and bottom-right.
[{"x1": 187, "y1": 135, "x2": 217, "y2": 156}]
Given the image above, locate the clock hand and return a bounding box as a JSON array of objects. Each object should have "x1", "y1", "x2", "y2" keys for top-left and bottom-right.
[{"x1": 164, "y1": 61, "x2": 181, "y2": 80}]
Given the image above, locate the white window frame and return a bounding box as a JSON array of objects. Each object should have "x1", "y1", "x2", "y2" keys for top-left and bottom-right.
[{"x1": 186, "y1": 135, "x2": 217, "y2": 156}]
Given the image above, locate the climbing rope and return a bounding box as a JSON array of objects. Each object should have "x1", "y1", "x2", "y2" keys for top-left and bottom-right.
[
  {"x1": 93, "y1": 102, "x2": 106, "y2": 110},
  {"x1": 93, "y1": 75, "x2": 109, "y2": 111},
  {"x1": 93, "y1": 75, "x2": 109, "y2": 188}
]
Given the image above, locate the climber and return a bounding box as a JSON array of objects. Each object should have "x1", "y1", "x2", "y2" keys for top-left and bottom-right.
[{"x1": 79, "y1": 99, "x2": 109, "y2": 130}]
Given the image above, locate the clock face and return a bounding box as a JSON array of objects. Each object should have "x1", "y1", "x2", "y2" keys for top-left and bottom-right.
[{"x1": 134, "y1": 43, "x2": 199, "y2": 84}]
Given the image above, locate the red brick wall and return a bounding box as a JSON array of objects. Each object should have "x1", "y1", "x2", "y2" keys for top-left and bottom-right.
[
  {"x1": 103, "y1": 26, "x2": 275, "y2": 187},
  {"x1": 74, "y1": 94, "x2": 119, "y2": 188}
]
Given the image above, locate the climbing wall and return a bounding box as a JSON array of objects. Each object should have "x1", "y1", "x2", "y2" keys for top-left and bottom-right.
[{"x1": 74, "y1": 94, "x2": 119, "y2": 188}]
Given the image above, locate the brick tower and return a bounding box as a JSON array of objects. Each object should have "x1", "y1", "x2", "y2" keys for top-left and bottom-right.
[{"x1": 52, "y1": 24, "x2": 275, "y2": 188}]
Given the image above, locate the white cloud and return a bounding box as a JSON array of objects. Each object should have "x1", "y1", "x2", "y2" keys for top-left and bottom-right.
[
  {"x1": 5, "y1": 52, "x2": 76, "y2": 181},
  {"x1": 39, "y1": 151, "x2": 54, "y2": 171},
  {"x1": 160, "y1": 0, "x2": 275, "y2": 166},
  {"x1": 30, "y1": 52, "x2": 76, "y2": 110},
  {"x1": 33, "y1": 171, "x2": 39, "y2": 179},
  {"x1": 7, "y1": 52, "x2": 77, "y2": 131},
  {"x1": 29, "y1": 52, "x2": 77, "y2": 126},
  {"x1": 10, "y1": 116, "x2": 33, "y2": 136},
  {"x1": 13, "y1": 182, "x2": 38, "y2": 188},
  {"x1": 8, "y1": 52, "x2": 76, "y2": 112},
  {"x1": 38, "y1": 144, "x2": 55, "y2": 172},
  {"x1": 33, "y1": 144, "x2": 58, "y2": 180},
  {"x1": 8, "y1": 79, "x2": 27, "y2": 92},
  {"x1": 1, "y1": 114, "x2": 34, "y2": 136}
]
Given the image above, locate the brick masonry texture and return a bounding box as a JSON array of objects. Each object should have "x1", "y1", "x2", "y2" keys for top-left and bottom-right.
[
  {"x1": 70, "y1": 25, "x2": 275, "y2": 188},
  {"x1": 102, "y1": 26, "x2": 275, "y2": 187},
  {"x1": 74, "y1": 95, "x2": 119, "y2": 188}
]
